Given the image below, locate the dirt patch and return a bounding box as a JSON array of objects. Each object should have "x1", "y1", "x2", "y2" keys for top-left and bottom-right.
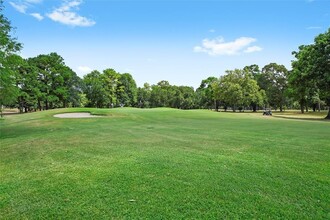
[{"x1": 53, "y1": 113, "x2": 103, "y2": 118}]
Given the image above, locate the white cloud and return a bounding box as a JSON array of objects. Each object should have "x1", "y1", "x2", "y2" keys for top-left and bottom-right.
[
  {"x1": 30, "y1": 13, "x2": 44, "y2": 21},
  {"x1": 209, "y1": 29, "x2": 216, "y2": 33},
  {"x1": 194, "y1": 36, "x2": 262, "y2": 56},
  {"x1": 244, "y1": 46, "x2": 263, "y2": 53},
  {"x1": 9, "y1": 2, "x2": 28, "y2": 13},
  {"x1": 77, "y1": 66, "x2": 92, "y2": 73},
  {"x1": 10, "y1": 0, "x2": 43, "y2": 17},
  {"x1": 47, "y1": 0, "x2": 96, "y2": 27}
]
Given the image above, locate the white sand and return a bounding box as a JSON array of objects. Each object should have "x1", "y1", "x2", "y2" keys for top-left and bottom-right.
[{"x1": 53, "y1": 113, "x2": 102, "y2": 118}]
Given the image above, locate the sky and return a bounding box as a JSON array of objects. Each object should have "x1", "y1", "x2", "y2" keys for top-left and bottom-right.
[{"x1": 4, "y1": 0, "x2": 330, "y2": 89}]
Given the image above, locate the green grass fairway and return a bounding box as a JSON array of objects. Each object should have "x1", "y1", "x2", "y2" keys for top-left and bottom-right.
[{"x1": 1, "y1": 108, "x2": 329, "y2": 219}]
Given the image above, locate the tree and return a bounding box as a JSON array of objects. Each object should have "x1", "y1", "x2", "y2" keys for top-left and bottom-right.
[
  {"x1": 28, "y1": 53, "x2": 79, "y2": 109},
  {"x1": 150, "y1": 80, "x2": 171, "y2": 107},
  {"x1": 117, "y1": 73, "x2": 137, "y2": 107},
  {"x1": 102, "y1": 68, "x2": 120, "y2": 107},
  {"x1": 260, "y1": 63, "x2": 288, "y2": 111},
  {"x1": 83, "y1": 70, "x2": 108, "y2": 108},
  {"x1": 243, "y1": 64, "x2": 260, "y2": 78},
  {"x1": 291, "y1": 28, "x2": 330, "y2": 119},
  {"x1": 196, "y1": 77, "x2": 219, "y2": 110},
  {"x1": 288, "y1": 49, "x2": 314, "y2": 113},
  {"x1": 137, "y1": 83, "x2": 151, "y2": 108},
  {"x1": 214, "y1": 69, "x2": 265, "y2": 112},
  {"x1": 0, "y1": 1, "x2": 22, "y2": 115}
]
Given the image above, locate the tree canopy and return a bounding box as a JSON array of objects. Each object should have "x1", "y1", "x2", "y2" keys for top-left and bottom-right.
[
  {"x1": 291, "y1": 28, "x2": 330, "y2": 119},
  {"x1": 0, "y1": 0, "x2": 22, "y2": 114}
]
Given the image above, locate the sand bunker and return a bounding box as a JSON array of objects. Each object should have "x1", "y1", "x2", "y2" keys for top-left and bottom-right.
[{"x1": 53, "y1": 113, "x2": 102, "y2": 118}]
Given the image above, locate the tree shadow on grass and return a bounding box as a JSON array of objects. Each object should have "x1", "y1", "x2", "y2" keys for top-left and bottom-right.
[{"x1": 272, "y1": 115, "x2": 329, "y2": 122}]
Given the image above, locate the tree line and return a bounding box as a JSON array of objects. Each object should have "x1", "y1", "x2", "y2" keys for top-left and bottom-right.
[{"x1": 1, "y1": 1, "x2": 329, "y2": 118}]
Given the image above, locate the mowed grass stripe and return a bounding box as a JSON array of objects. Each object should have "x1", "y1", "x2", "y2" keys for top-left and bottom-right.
[{"x1": 0, "y1": 108, "x2": 329, "y2": 219}]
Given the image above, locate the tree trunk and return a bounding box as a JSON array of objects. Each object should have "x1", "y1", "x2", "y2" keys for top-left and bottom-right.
[
  {"x1": 300, "y1": 103, "x2": 304, "y2": 114},
  {"x1": 38, "y1": 100, "x2": 42, "y2": 111},
  {"x1": 280, "y1": 105, "x2": 283, "y2": 112},
  {"x1": 19, "y1": 97, "x2": 23, "y2": 114},
  {"x1": 214, "y1": 100, "x2": 218, "y2": 111},
  {"x1": 313, "y1": 104, "x2": 316, "y2": 112},
  {"x1": 326, "y1": 108, "x2": 330, "y2": 120},
  {"x1": 318, "y1": 101, "x2": 321, "y2": 112},
  {"x1": 252, "y1": 103, "x2": 257, "y2": 112},
  {"x1": 306, "y1": 105, "x2": 308, "y2": 113}
]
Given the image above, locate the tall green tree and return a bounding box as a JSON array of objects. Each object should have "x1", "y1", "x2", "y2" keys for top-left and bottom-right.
[
  {"x1": 0, "y1": 1, "x2": 22, "y2": 115},
  {"x1": 214, "y1": 69, "x2": 264, "y2": 112},
  {"x1": 196, "y1": 77, "x2": 219, "y2": 109},
  {"x1": 291, "y1": 28, "x2": 330, "y2": 119},
  {"x1": 103, "y1": 68, "x2": 120, "y2": 107},
  {"x1": 137, "y1": 83, "x2": 151, "y2": 108},
  {"x1": 29, "y1": 53, "x2": 79, "y2": 109},
  {"x1": 260, "y1": 63, "x2": 288, "y2": 111},
  {"x1": 150, "y1": 80, "x2": 171, "y2": 107},
  {"x1": 117, "y1": 73, "x2": 137, "y2": 107},
  {"x1": 178, "y1": 86, "x2": 195, "y2": 109},
  {"x1": 83, "y1": 70, "x2": 108, "y2": 108}
]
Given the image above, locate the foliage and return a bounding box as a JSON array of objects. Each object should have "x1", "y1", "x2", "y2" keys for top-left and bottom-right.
[
  {"x1": 291, "y1": 28, "x2": 330, "y2": 119},
  {"x1": 260, "y1": 63, "x2": 288, "y2": 111},
  {"x1": 117, "y1": 73, "x2": 137, "y2": 107},
  {"x1": 0, "y1": 1, "x2": 22, "y2": 114},
  {"x1": 195, "y1": 77, "x2": 219, "y2": 109},
  {"x1": 28, "y1": 53, "x2": 81, "y2": 110},
  {"x1": 137, "y1": 83, "x2": 151, "y2": 108},
  {"x1": 213, "y1": 69, "x2": 265, "y2": 111},
  {"x1": 83, "y1": 70, "x2": 108, "y2": 108}
]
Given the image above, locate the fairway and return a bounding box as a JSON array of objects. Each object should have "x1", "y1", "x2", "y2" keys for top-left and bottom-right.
[{"x1": 0, "y1": 108, "x2": 329, "y2": 219}]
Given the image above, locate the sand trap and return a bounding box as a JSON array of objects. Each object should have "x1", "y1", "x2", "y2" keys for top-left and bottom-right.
[{"x1": 54, "y1": 113, "x2": 102, "y2": 118}]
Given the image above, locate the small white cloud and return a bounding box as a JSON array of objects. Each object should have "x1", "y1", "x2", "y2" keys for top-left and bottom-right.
[
  {"x1": 306, "y1": 26, "x2": 322, "y2": 29},
  {"x1": 9, "y1": 2, "x2": 28, "y2": 13},
  {"x1": 47, "y1": 0, "x2": 96, "y2": 27},
  {"x1": 209, "y1": 29, "x2": 216, "y2": 33},
  {"x1": 78, "y1": 66, "x2": 92, "y2": 73},
  {"x1": 306, "y1": 0, "x2": 315, "y2": 2},
  {"x1": 30, "y1": 13, "x2": 44, "y2": 21},
  {"x1": 194, "y1": 36, "x2": 261, "y2": 56},
  {"x1": 244, "y1": 46, "x2": 263, "y2": 53}
]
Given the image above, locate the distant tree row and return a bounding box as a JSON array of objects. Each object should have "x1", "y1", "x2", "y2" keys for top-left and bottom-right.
[{"x1": 1, "y1": 1, "x2": 329, "y2": 118}]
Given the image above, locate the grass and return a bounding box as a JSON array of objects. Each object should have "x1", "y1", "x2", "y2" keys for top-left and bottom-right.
[
  {"x1": 0, "y1": 108, "x2": 329, "y2": 219},
  {"x1": 272, "y1": 110, "x2": 328, "y2": 120}
]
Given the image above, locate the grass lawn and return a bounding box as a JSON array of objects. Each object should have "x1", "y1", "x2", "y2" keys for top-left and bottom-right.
[{"x1": 0, "y1": 108, "x2": 329, "y2": 219}]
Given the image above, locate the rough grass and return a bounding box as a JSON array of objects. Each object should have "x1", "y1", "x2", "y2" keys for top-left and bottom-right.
[{"x1": 0, "y1": 108, "x2": 329, "y2": 219}]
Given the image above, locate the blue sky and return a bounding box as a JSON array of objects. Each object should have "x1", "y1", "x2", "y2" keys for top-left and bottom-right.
[{"x1": 4, "y1": 0, "x2": 330, "y2": 88}]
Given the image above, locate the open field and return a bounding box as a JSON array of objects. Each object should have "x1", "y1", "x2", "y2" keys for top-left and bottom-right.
[{"x1": 0, "y1": 108, "x2": 329, "y2": 219}]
